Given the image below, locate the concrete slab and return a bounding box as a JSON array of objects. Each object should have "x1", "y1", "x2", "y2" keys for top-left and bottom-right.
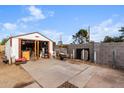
[
  {"x1": 21, "y1": 59, "x2": 90, "y2": 88},
  {"x1": 69, "y1": 66, "x2": 99, "y2": 88},
  {"x1": 21, "y1": 59, "x2": 124, "y2": 88},
  {"x1": 36, "y1": 64, "x2": 89, "y2": 88}
]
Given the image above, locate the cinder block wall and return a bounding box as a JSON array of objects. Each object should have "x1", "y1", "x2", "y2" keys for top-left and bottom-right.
[
  {"x1": 67, "y1": 42, "x2": 94, "y2": 62},
  {"x1": 55, "y1": 42, "x2": 124, "y2": 68},
  {"x1": 95, "y1": 42, "x2": 124, "y2": 68}
]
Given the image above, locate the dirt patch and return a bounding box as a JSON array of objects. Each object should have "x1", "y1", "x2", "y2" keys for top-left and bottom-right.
[
  {"x1": 68, "y1": 59, "x2": 83, "y2": 65},
  {"x1": 13, "y1": 81, "x2": 35, "y2": 88},
  {"x1": 0, "y1": 53, "x2": 34, "y2": 88},
  {"x1": 68, "y1": 59, "x2": 101, "y2": 66},
  {"x1": 68, "y1": 59, "x2": 124, "y2": 71}
]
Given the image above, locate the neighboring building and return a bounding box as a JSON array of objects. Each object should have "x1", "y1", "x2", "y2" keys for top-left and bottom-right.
[{"x1": 5, "y1": 32, "x2": 54, "y2": 64}]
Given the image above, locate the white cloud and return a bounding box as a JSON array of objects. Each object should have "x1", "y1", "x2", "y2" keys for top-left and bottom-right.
[
  {"x1": 41, "y1": 30, "x2": 73, "y2": 44},
  {"x1": 3, "y1": 23, "x2": 17, "y2": 31},
  {"x1": 112, "y1": 14, "x2": 120, "y2": 17},
  {"x1": 90, "y1": 18, "x2": 124, "y2": 42},
  {"x1": 0, "y1": 6, "x2": 52, "y2": 41},
  {"x1": 40, "y1": 18, "x2": 123, "y2": 44},
  {"x1": 100, "y1": 18, "x2": 113, "y2": 27},
  {"x1": 29, "y1": 6, "x2": 45, "y2": 19},
  {"x1": 17, "y1": 32, "x2": 26, "y2": 35},
  {"x1": 64, "y1": 35, "x2": 73, "y2": 44},
  {"x1": 48, "y1": 11, "x2": 55, "y2": 17},
  {"x1": 0, "y1": 6, "x2": 46, "y2": 32},
  {"x1": 42, "y1": 30, "x2": 63, "y2": 42},
  {"x1": 21, "y1": 6, "x2": 45, "y2": 22}
]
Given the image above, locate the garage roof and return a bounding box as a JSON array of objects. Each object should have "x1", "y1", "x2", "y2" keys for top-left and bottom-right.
[{"x1": 10, "y1": 32, "x2": 54, "y2": 42}]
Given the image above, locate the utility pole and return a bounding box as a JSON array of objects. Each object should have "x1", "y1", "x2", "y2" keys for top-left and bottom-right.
[
  {"x1": 58, "y1": 34, "x2": 63, "y2": 45},
  {"x1": 88, "y1": 26, "x2": 90, "y2": 42}
]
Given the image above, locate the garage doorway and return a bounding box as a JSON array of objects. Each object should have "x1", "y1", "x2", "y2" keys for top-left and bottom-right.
[{"x1": 20, "y1": 39, "x2": 49, "y2": 60}]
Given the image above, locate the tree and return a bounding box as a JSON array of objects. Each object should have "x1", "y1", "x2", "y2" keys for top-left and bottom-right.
[
  {"x1": 103, "y1": 36, "x2": 113, "y2": 42},
  {"x1": 103, "y1": 36, "x2": 123, "y2": 43},
  {"x1": 113, "y1": 36, "x2": 123, "y2": 42},
  {"x1": 119, "y1": 27, "x2": 124, "y2": 39},
  {"x1": 0, "y1": 38, "x2": 9, "y2": 45},
  {"x1": 72, "y1": 29, "x2": 89, "y2": 44},
  {"x1": 103, "y1": 27, "x2": 124, "y2": 43}
]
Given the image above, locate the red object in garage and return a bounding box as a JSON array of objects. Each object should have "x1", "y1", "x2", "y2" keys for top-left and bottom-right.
[
  {"x1": 15, "y1": 58, "x2": 27, "y2": 64},
  {"x1": 16, "y1": 58, "x2": 27, "y2": 62}
]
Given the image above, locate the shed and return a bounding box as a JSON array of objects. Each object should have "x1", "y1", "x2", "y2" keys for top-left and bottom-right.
[{"x1": 5, "y1": 32, "x2": 54, "y2": 64}]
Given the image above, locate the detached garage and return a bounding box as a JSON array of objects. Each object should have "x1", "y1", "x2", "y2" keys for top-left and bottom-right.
[{"x1": 5, "y1": 32, "x2": 54, "y2": 64}]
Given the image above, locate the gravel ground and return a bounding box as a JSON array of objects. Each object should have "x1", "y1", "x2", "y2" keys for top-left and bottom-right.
[{"x1": 0, "y1": 53, "x2": 34, "y2": 88}]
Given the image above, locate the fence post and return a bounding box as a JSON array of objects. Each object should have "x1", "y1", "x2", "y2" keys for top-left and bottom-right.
[{"x1": 112, "y1": 50, "x2": 116, "y2": 68}]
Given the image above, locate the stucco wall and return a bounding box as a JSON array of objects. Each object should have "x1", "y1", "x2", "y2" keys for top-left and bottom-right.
[{"x1": 11, "y1": 38, "x2": 19, "y2": 59}]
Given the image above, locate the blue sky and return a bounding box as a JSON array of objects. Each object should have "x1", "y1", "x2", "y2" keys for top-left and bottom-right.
[{"x1": 0, "y1": 5, "x2": 124, "y2": 43}]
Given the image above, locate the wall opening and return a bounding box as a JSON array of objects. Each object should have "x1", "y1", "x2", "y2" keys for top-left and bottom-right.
[{"x1": 76, "y1": 48, "x2": 90, "y2": 61}]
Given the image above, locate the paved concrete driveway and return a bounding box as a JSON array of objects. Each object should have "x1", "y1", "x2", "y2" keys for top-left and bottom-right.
[{"x1": 21, "y1": 59, "x2": 124, "y2": 88}]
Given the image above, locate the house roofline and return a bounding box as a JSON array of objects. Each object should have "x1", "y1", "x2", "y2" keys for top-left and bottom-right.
[{"x1": 8, "y1": 32, "x2": 54, "y2": 42}]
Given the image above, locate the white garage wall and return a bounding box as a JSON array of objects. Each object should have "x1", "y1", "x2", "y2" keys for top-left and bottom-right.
[
  {"x1": 12, "y1": 38, "x2": 19, "y2": 59},
  {"x1": 49, "y1": 41, "x2": 53, "y2": 56},
  {"x1": 5, "y1": 39, "x2": 11, "y2": 59}
]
